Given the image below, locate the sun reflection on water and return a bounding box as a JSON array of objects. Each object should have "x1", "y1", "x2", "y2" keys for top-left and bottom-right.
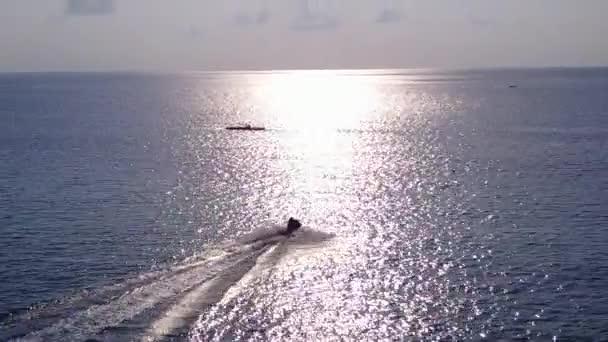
[
  {"x1": 241, "y1": 71, "x2": 388, "y2": 233},
  {"x1": 187, "y1": 71, "x2": 497, "y2": 341},
  {"x1": 250, "y1": 71, "x2": 383, "y2": 131}
]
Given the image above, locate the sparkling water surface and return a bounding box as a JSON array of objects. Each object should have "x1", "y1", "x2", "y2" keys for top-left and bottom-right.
[{"x1": 1, "y1": 69, "x2": 607, "y2": 341}]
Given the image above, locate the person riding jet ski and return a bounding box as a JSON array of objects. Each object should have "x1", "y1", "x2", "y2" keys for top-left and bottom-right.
[{"x1": 283, "y1": 217, "x2": 302, "y2": 235}]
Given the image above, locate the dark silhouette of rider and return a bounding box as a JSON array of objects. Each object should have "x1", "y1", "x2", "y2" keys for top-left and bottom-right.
[{"x1": 285, "y1": 217, "x2": 302, "y2": 235}]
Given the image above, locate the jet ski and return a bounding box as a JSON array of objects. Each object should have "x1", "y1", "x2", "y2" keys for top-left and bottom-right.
[
  {"x1": 281, "y1": 217, "x2": 302, "y2": 235},
  {"x1": 225, "y1": 124, "x2": 265, "y2": 131}
]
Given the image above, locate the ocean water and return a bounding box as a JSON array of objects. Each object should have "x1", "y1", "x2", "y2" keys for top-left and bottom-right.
[{"x1": 0, "y1": 69, "x2": 607, "y2": 341}]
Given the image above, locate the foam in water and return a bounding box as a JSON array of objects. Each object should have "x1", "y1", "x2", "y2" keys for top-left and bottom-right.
[{"x1": 2, "y1": 226, "x2": 333, "y2": 341}]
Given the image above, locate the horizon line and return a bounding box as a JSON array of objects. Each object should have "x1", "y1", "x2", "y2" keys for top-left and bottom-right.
[{"x1": 1, "y1": 65, "x2": 608, "y2": 74}]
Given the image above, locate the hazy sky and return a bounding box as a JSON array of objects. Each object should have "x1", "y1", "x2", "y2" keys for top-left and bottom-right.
[{"x1": 1, "y1": 0, "x2": 607, "y2": 71}]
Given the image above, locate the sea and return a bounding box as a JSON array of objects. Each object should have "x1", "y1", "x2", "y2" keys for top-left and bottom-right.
[{"x1": 0, "y1": 68, "x2": 607, "y2": 341}]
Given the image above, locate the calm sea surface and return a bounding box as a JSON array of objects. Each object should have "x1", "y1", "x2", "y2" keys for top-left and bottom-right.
[{"x1": 1, "y1": 69, "x2": 607, "y2": 341}]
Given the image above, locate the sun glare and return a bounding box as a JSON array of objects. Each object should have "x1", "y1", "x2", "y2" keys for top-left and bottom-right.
[
  {"x1": 251, "y1": 71, "x2": 382, "y2": 131},
  {"x1": 241, "y1": 71, "x2": 386, "y2": 230}
]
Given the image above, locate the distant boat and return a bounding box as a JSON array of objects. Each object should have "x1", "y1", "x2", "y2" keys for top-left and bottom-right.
[
  {"x1": 508, "y1": 84, "x2": 518, "y2": 88},
  {"x1": 225, "y1": 124, "x2": 265, "y2": 131}
]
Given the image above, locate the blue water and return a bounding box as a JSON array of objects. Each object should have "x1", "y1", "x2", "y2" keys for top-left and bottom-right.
[{"x1": 1, "y1": 69, "x2": 607, "y2": 341}]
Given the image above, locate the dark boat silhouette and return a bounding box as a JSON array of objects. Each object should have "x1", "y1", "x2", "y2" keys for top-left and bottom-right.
[{"x1": 225, "y1": 124, "x2": 265, "y2": 131}]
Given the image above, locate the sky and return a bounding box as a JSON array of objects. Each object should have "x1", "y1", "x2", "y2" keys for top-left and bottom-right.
[{"x1": 1, "y1": 0, "x2": 608, "y2": 71}]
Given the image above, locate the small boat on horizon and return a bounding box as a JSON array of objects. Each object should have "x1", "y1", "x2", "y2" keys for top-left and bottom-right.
[{"x1": 225, "y1": 124, "x2": 266, "y2": 131}]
